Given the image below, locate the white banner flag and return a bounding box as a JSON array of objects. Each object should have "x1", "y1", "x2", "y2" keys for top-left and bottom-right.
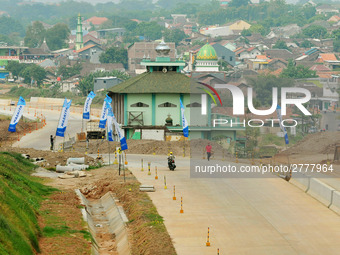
[{"x1": 8, "y1": 96, "x2": 26, "y2": 132}]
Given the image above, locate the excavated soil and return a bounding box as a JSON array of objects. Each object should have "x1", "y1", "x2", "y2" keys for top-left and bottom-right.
[
  {"x1": 46, "y1": 166, "x2": 177, "y2": 255},
  {"x1": 74, "y1": 138, "x2": 231, "y2": 158},
  {"x1": 279, "y1": 131, "x2": 340, "y2": 155}
]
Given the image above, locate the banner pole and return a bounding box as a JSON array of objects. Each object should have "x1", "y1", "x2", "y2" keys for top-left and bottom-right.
[{"x1": 108, "y1": 140, "x2": 110, "y2": 165}]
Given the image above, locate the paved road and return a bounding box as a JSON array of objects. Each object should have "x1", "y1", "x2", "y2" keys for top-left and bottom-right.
[
  {"x1": 101, "y1": 154, "x2": 340, "y2": 255},
  {"x1": 1, "y1": 105, "x2": 86, "y2": 150},
  {"x1": 4, "y1": 103, "x2": 340, "y2": 254}
]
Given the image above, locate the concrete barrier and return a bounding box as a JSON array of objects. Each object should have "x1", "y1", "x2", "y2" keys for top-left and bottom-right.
[
  {"x1": 330, "y1": 191, "x2": 340, "y2": 215},
  {"x1": 307, "y1": 178, "x2": 335, "y2": 207},
  {"x1": 30, "y1": 97, "x2": 65, "y2": 105},
  {"x1": 75, "y1": 189, "x2": 99, "y2": 255},
  {"x1": 100, "y1": 192, "x2": 131, "y2": 255},
  {"x1": 0, "y1": 99, "x2": 11, "y2": 105},
  {"x1": 75, "y1": 190, "x2": 130, "y2": 255},
  {"x1": 289, "y1": 173, "x2": 310, "y2": 192}
]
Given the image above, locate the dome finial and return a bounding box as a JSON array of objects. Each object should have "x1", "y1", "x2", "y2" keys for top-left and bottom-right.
[{"x1": 155, "y1": 40, "x2": 170, "y2": 56}]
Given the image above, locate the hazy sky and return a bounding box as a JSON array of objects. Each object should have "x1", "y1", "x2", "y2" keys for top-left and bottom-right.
[{"x1": 23, "y1": 0, "x2": 301, "y2": 4}]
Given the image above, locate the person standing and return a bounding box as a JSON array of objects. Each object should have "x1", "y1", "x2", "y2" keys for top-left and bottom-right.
[
  {"x1": 206, "y1": 143, "x2": 212, "y2": 161},
  {"x1": 50, "y1": 135, "x2": 55, "y2": 151}
]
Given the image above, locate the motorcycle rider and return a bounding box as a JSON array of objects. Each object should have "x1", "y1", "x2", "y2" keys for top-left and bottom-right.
[{"x1": 167, "y1": 152, "x2": 176, "y2": 170}]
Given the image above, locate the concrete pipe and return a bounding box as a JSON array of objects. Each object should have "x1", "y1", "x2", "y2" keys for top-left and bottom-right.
[
  {"x1": 56, "y1": 165, "x2": 75, "y2": 173},
  {"x1": 67, "y1": 157, "x2": 85, "y2": 165}
]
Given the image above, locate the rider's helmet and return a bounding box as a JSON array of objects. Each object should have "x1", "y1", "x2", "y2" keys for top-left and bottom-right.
[{"x1": 170, "y1": 152, "x2": 173, "y2": 155}]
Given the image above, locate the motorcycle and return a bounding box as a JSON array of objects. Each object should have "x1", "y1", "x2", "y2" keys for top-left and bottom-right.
[{"x1": 168, "y1": 157, "x2": 176, "y2": 171}]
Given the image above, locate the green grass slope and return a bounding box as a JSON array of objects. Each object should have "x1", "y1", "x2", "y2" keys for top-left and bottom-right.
[{"x1": 0, "y1": 152, "x2": 56, "y2": 255}]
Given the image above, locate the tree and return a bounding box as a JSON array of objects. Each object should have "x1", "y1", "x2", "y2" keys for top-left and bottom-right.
[
  {"x1": 280, "y1": 60, "x2": 317, "y2": 79},
  {"x1": 77, "y1": 70, "x2": 130, "y2": 96},
  {"x1": 273, "y1": 40, "x2": 290, "y2": 50},
  {"x1": 6, "y1": 61, "x2": 28, "y2": 79},
  {"x1": 249, "y1": 24, "x2": 269, "y2": 36},
  {"x1": 302, "y1": 25, "x2": 327, "y2": 39},
  {"x1": 24, "y1": 21, "x2": 46, "y2": 48},
  {"x1": 241, "y1": 29, "x2": 252, "y2": 36},
  {"x1": 163, "y1": 28, "x2": 187, "y2": 46},
  {"x1": 45, "y1": 23, "x2": 70, "y2": 51},
  {"x1": 334, "y1": 40, "x2": 340, "y2": 52},
  {"x1": 246, "y1": 75, "x2": 294, "y2": 106},
  {"x1": 134, "y1": 21, "x2": 163, "y2": 41},
  {"x1": 0, "y1": 34, "x2": 14, "y2": 45},
  {"x1": 20, "y1": 64, "x2": 46, "y2": 87},
  {"x1": 99, "y1": 47, "x2": 128, "y2": 69},
  {"x1": 57, "y1": 63, "x2": 82, "y2": 80},
  {"x1": 300, "y1": 39, "x2": 313, "y2": 48},
  {"x1": 0, "y1": 16, "x2": 25, "y2": 36}
]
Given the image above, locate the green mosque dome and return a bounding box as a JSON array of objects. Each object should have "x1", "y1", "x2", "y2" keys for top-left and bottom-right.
[{"x1": 196, "y1": 43, "x2": 218, "y2": 60}]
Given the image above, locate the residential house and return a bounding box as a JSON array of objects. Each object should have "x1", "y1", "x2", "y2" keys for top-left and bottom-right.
[
  {"x1": 97, "y1": 28, "x2": 126, "y2": 39},
  {"x1": 76, "y1": 45, "x2": 103, "y2": 64},
  {"x1": 94, "y1": 76, "x2": 123, "y2": 92},
  {"x1": 80, "y1": 62, "x2": 125, "y2": 76},
  {"x1": 38, "y1": 59, "x2": 56, "y2": 69},
  {"x1": 83, "y1": 34, "x2": 102, "y2": 47},
  {"x1": 267, "y1": 24, "x2": 301, "y2": 39},
  {"x1": 21, "y1": 40, "x2": 54, "y2": 64},
  {"x1": 316, "y1": 4, "x2": 339, "y2": 15},
  {"x1": 227, "y1": 20, "x2": 251, "y2": 34},
  {"x1": 201, "y1": 26, "x2": 234, "y2": 38},
  {"x1": 295, "y1": 48, "x2": 321, "y2": 66},
  {"x1": 328, "y1": 15, "x2": 340, "y2": 22},
  {"x1": 211, "y1": 42, "x2": 236, "y2": 66},
  {"x1": 60, "y1": 78, "x2": 80, "y2": 94},
  {"x1": 264, "y1": 49, "x2": 294, "y2": 61},
  {"x1": 316, "y1": 53, "x2": 340, "y2": 69},
  {"x1": 309, "y1": 64, "x2": 332, "y2": 78},
  {"x1": 171, "y1": 14, "x2": 187, "y2": 24},
  {"x1": 82, "y1": 16, "x2": 109, "y2": 30},
  {"x1": 245, "y1": 33, "x2": 265, "y2": 46},
  {"x1": 234, "y1": 47, "x2": 262, "y2": 60},
  {"x1": 304, "y1": 20, "x2": 331, "y2": 30},
  {"x1": 247, "y1": 55, "x2": 287, "y2": 71},
  {"x1": 128, "y1": 41, "x2": 176, "y2": 74},
  {"x1": 191, "y1": 73, "x2": 227, "y2": 86}
]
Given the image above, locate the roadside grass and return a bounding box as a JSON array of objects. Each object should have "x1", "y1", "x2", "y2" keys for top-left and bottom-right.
[
  {"x1": 38, "y1": 190, "x2": 92, "y2": 254},
  {"x1": 0, "y1": 152, "x2": 56, "y2": 255}
]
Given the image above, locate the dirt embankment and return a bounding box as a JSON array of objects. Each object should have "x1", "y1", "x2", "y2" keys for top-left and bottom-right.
[
  {"x1": 0, "y1": 119, "x2": 43, "y2": 146},
  {"x1": 274, "y1": 131, "x2": 340, "y2": 165},
  {"x1": 0, "y1": 146, "x2": 97, "y2": 168},
  {"x1": 74, "y1": 138, "x2": 231, "y2": 158},
  {"x1": 279, "y1": 131, "x2": 340, "y2": 155},
  {"x1": 47, "y1": 166, "x2": 177, "y2": 255}
]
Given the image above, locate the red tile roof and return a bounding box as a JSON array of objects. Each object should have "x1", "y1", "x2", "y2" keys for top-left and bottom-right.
[
  {"x1": 85, "y1": 16, "x2": 108, "y2": 25},
  {"x1": 317, "y1": 53, "x2": 337, "y2": 62},
  {"x1": 76, "y1": 44, "x2": 97, "y2": 53},
  {"x1": 309, "y1": 65, "x2": 331, "y2": 71},
  {"x1": 256, "y1": 55, "x2": 268, "y2": 60}
]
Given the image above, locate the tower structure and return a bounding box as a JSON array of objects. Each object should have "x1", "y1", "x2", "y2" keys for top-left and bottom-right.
[{"x1": 75, "y1": 13, "x2": 84, "y2": 51}]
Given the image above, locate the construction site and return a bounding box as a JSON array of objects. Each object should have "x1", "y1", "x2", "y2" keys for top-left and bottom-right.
[{"x1": 0, "y1": 97, "x2": 340, "y2": 255}]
